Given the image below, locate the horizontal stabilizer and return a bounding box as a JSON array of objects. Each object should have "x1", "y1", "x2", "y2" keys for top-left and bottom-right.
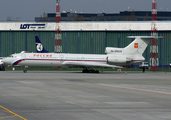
[{"x1": 128, "y1": 36, "x2": 163, "y2": 39}]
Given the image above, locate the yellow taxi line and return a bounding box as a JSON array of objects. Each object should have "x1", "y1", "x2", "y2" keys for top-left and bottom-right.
[
  {"x1": 0, "y1": 115, "x2": 16, "y2": 119},
  {"x1": 0, "y1": 110, "x2": 8, "y2": 113},
  {"x1": 0, "y1": 105, "x2": 27, "y2": 120}
]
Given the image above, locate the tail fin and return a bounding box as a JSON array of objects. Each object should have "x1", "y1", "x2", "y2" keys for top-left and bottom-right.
[
  {"x1": 124, "y1": 36, "x2": 161, "y2": 54},
  {"x1": 35, "y1": 36, "x2": 49, "y2": 53}
]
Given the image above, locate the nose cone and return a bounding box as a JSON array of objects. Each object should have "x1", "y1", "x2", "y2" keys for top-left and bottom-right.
[
  {"x1": 0, "y1": 58, "x2": 5, "y2": 66},
  {"x1": 0, "y1": 60, "x2": 3, "y2": 65},
  {"x1": 0, "y1": 58, "x2": 8, "y2": 66}
]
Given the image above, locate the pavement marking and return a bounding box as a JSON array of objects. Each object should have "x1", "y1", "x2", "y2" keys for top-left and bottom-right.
[
  {"x1": 93, "y1": 83, "x2": 171, "y2": 96},
  {"x1": 0, "y1": 115, "x2": 16, "y2": 119},
  {"x1": 0, "y1": 110, "x2": 8, "y2": 113},
  {"x1": 0, "y1": 105, "x2": 27, "y2": 120}
]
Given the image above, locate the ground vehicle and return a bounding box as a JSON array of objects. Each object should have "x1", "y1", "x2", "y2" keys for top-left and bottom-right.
[
  {"x1": 139, "y1": 62, "x2": 149, "y2": 69},
  {"x1": 139, "y1": 62, "x2": 149, "y2": 72}
]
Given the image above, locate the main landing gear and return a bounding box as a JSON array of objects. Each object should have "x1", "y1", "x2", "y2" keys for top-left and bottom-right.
[
  {"x1": 0, "y1": 67, "x2": 5, "y2": 71},
  {"x1": 82, "y1": 68, "x2": 99, "y2": 73}
]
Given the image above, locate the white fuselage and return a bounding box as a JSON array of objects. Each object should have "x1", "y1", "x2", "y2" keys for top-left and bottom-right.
[
  {"x1": 18, "y1": 53, "x2": 106, "y2": 67},
  {"x1": 2, "y1": 52, "x2": 144, "y2": 68}
]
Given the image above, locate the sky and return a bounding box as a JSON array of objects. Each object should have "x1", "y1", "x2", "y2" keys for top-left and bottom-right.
[{"x1": 0, "y1": 0, "x2": 171, "y2": 21}]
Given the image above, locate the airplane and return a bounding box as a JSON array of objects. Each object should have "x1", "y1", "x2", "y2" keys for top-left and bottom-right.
[{"x1": 0, "y1": 36, "x2": 160, "y2": 73}]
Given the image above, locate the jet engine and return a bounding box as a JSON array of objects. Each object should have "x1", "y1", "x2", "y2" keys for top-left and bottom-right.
[
  {"x1": 107, "y1": 56, "x2": 131, "y2": 65},
  {"x1": 105, "y1": 47, "x2": 123, "y2": 54}
]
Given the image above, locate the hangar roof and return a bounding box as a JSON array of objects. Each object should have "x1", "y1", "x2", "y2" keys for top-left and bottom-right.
[{"x1": 0, "y1": 21, "x2": 170, "y2": 31}]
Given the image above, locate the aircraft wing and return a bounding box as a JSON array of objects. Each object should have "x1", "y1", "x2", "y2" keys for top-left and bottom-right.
[{"x1": 63, "y1": 62, "x2": 122, "y2": 68}]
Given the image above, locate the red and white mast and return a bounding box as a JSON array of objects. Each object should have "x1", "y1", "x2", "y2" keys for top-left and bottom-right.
[
  {"x1": 55, "y1": 0, "x2": 62, "y2": 53},
  {"x1": 150, "y1": 0, "x2": 159, "y2": 71}
]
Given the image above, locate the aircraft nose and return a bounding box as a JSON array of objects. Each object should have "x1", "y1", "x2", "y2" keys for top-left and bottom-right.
[
  {"x1": 1, "y1": 58, "x2": 9, "y2": 66},
  {"x1": 2, "y1": 57, "x2": 15, "y2": 66},
  {"x1": 0, "y1": 59, "x2": 4, "y2": 65}
]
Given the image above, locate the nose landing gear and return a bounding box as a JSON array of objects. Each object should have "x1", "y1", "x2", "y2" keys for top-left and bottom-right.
[
  {"x1": 23, "y1": 66, "x2": 28, "y2": 73},
  {"x1": 23, "y1": 69, "x2": 27, "y2": 73}
]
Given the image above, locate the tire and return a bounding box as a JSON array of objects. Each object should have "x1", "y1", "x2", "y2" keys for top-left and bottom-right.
[
  {"x1": 23, "y1": 70, "x2": 27, "y2": 73},
  {"x1": 82, "y1": 70, "x2": 85, "y2": 73},
  {"x1": 1, "y1": 67, "x2": 5, "y2": 71}
]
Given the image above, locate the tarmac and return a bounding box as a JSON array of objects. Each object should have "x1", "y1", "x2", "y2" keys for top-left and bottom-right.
[{"x1": 0, "y1": 71, "x2": 171, "y2": 120}]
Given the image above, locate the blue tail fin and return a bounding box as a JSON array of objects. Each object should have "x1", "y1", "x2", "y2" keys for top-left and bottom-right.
[{"x1": 35, "y1": 36, "x2": 49, "y2": 53}]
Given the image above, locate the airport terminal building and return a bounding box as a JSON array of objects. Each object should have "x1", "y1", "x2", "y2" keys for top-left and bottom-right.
[{"x1": 0, "y1": 21, "x2": 171, "y2": 67}]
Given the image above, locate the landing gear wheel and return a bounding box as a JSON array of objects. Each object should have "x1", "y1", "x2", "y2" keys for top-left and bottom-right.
[
  {"x1": 0, "y1": 67, "x2": 5, "y2": 71},
  {"x1": 23, "y1": 70, "x2": 27, "y2": 73},
  {"x1": 82, "y1": 68, "x2": 99, "y2": 73},
  {"x1": 82, "y1": 69, "x2": 86, "y2": 73},
  {"x1": 2, "y1": 67, "x2": 5, "y2": 71}
]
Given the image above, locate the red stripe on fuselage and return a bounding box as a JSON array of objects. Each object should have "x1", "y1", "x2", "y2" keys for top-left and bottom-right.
[{"x1": 13, "y1": 59, "x2": 106, "y2": 65}]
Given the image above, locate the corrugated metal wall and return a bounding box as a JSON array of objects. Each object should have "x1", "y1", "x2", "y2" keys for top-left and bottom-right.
[
  {"x1": 0, "y1": 31, "x2": 170, "y2": 66},
  {"x1": 159, "y1": 31, "x2": 171, "y2": 65},
  {"x1": 63, "y1": 32, "x2": 78, "y2": 53},
  {"x1": 1, "y1": 32, "x2": 13, "y2": 56},
  {"x1": 79, "y1": 32, "x2": 91, "y2": 54}
]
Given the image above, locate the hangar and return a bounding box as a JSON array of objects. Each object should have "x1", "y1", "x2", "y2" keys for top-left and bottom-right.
[{"x1": 0, "y1": 21, "x2": 170, "y2": 67}]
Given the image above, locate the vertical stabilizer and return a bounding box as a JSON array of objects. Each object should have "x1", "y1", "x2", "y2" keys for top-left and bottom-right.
[
  {"x1": 35, "y1": 36, "x2": 49, "y2": 53},
  {"x1": 124, "y1": 36, "x2": 156, "y2": 55}
]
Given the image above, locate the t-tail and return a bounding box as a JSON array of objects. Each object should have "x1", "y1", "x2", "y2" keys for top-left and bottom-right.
[
  {"x1": 35, "y1": 36, "x2": 49, "y2": 53},
  {"x1": 106, "y1": 36, "x2": 163, "y2": 64},
  {"x1": 125, "y1": 36, "x2": 163, "y2": 54},
  {"x1": 124, "y1": 36, "x2": 155, "y2": 54},
  {"x1": 124, "y1": 36, "x2": 159, "y2": 63}
]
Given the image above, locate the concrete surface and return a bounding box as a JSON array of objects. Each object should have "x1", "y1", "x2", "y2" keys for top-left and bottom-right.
[{"x1": 0, "y1": 71, "x2": 171, "y2": 120}]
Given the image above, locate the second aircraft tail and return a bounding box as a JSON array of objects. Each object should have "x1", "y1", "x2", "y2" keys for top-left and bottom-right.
[{"x1": 35, "y1": 36, "x2": 49, "y2": 53}]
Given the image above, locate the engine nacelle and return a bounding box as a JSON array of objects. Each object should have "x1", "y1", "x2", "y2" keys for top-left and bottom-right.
[
  {"x1": 107, "y1": 56, "x2": 131, "y2": 65},
  {"x1": 105, "y1": 47, "x2": 123, "y2": 54}
]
